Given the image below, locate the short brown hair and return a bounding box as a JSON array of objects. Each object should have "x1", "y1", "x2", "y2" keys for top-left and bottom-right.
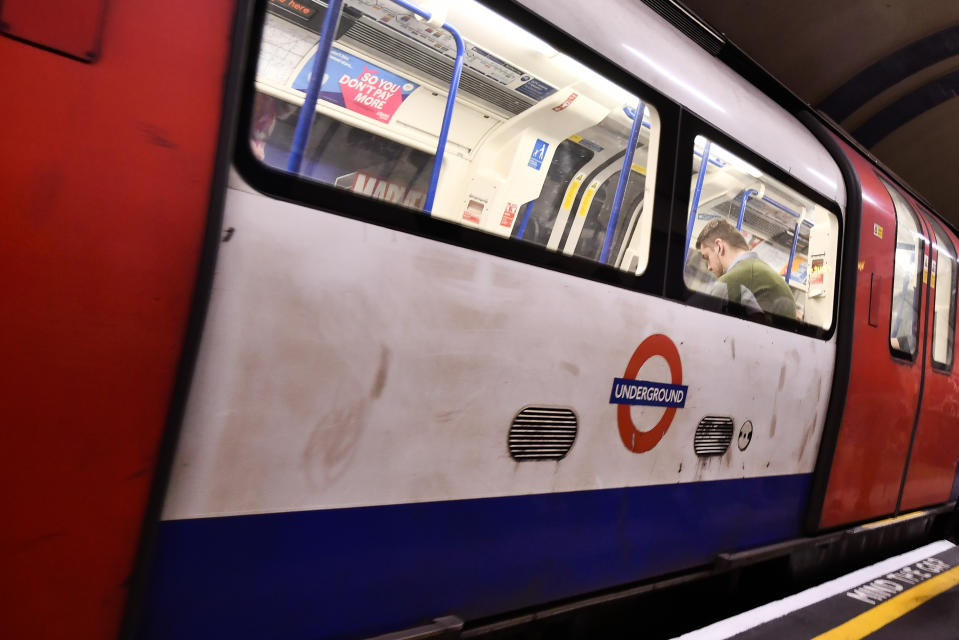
[{"x1": 695, "y1": 218, "x2": 749, "y2": 251}]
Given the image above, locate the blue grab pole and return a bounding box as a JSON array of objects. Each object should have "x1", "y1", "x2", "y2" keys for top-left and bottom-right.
[
  {"x1": 600, "y1": 100, "x2": 645, "y2": 264},
  {"x1": 685, "y1": 141, "x2": 711, "y2": 262},
  {"x1": 514, "y1": 201, "x2": 535, "y2": 238},
  {"x1": 287, "y1": 0, "x2": 343, "y2": 174},
  {"x1": 392, "y1": 0, "x2": 465, "y2": 214},
  {"x1": 785, "y1": 221, "x2": 801, "y2": 284},
  {"x1": 736, "y1": 189, "x2": 757, "y2": 230}
]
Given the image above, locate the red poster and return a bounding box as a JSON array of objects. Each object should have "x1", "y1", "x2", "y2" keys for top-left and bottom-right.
[{"x1": 500, "y1": 202, "x2": 518, "y2": 227}]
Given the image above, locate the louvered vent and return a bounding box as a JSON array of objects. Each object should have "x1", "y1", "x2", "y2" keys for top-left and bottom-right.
[
  {"x1": 508, "y1": 407, "x2": 578, "y2": 461},
  {"x1": 694, "y1": 416, "x2": 734, "y2": 456},
  {"x1": 342, "y1": 21, "x2": 536, "y2": 116},
  {"x1": 640, "y1": 0, "x2": 724, "y2": 56}
]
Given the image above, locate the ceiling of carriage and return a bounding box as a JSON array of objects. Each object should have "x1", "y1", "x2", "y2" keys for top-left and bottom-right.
[{"x1": 678, "y1": 0, "x2": 959, "y2": 227}]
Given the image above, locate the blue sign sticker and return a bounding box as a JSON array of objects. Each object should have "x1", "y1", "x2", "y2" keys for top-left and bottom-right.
[
  {"x1": 529, "y1": 138, "x2": 549, "y2": 170},
  {"x1": 609, "y1": 378, "x2": 688, "y2": 408},
  {"x1": 516, "y1": 77, "x2": 558, "y2": 100}
]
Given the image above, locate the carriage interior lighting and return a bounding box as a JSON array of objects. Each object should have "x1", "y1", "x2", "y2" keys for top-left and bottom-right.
[
  {"x1": 562, "y1": 56, "x2": 640, "y2": 106},
  {"x1": 469, "y1": 0, "x2": 558, "y2": 58},
  {"x1": 696, "y1": 139, "x2": 764, "y2": 179}
]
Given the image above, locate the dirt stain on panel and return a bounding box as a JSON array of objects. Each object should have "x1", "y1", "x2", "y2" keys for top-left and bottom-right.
[
  {"x1": 303, "y1": 401, "x2": 367, "y2": 487},
  {"x1": 797, "y1": 413, "x2": 819, "y2": 460},
  {"x1": 560, "y1": 361, "x2": 580, "y2": 376},
  {"x1": 435, "y1": 409, "x2": 461, "y2": 424},
  {"x1": 769, "y1": 415, "x2": 777, "y2": 437},
  {"x1": 370, "y1": 346, "x2": 390, "y2": 399},
  {"x1": 730, "y1": 338, "x2": 736, "y2": 359},
  {"x1": 778, "y1": 365, "x2": 786, "y2": 391}
]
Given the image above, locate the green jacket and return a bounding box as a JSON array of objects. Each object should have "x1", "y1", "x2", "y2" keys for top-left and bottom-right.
[{"x1": 718, "y1": 253, "x2": 797, "y2": 319}]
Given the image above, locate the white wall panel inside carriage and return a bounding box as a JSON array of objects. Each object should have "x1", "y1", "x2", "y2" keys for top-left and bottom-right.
[{"x1": 162, "y1": 182, "x2": 835, "y2": 520}]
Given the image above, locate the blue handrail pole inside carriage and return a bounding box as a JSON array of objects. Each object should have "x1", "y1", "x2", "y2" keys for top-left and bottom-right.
[
  {"x1": 685, "y1": 140, "x2": 711, "y2": 263},
  {"x1": 600, "y1": 100, "x2": 645, "y2": 264},
  {"x1": 785, "y1": 221, "x2": 801, "y2": 284},
  {"x1": 392, "y1": 0, "x2": 465, "y2": 214},
  {"x1": 287, "y1": 0, "x2": 344, "y2": 174},
  {"x1": 736, "y1": 189, "x2": 758, "y2": 230},
  {"x1": 514, "y1": 201, "x2": 535, "y2": 238}
]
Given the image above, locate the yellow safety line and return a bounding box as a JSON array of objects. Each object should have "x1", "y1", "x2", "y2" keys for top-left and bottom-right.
[
  {"x1": 857, "y1": 510, "x2": 927, "y2": 530},
  {"x1": 812, "y1": 564, "x2": 959, "y2": 640}
]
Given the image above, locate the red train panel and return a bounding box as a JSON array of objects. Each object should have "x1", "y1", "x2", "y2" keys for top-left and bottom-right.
[
  {"x1": 901, "y1": 208, "x2": 959, "y2": 510},
  {"x1": 0, "y1": 2, "x2": 231, "y2": 638},
  {"x1": 818, "y1": 144, "x2": 925, "y2": 528}
]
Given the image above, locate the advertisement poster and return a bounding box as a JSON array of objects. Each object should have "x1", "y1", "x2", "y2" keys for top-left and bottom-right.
[
  {"x1": 293, "y1": 47, "x2": 418, "y2": 124},
  {"x1": 810, "y1": 254, "x2": 825, "y2": 287}
]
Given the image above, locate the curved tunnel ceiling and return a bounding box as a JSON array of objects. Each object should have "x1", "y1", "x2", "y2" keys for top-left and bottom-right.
[{"x1": 680, "y1": 0, "x2": 959, "y2": 226}]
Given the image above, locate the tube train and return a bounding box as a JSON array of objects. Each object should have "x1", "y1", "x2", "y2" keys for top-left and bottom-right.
[{"x1": 3, "y1": 0, "x2": 959, "y2": 638}]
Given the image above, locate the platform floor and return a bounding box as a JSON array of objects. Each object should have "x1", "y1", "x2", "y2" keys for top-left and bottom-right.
[{"x1": 677, "y1": 540, "x2": 959, "y2": 639}]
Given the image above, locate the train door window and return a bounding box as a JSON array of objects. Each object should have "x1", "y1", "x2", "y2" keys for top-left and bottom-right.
[
  {"x1": 926, "y1": 216, "x2": 957, "y2": 369},
  {"x1": 879, "y1": 178, "x2": 924, "y2": 359},
  {"x1": 247, "y1": 0, "x2": 661, "y2": 274},
  {"x1": 682, "y1": 136, "x2": 839, "y2": 330}
]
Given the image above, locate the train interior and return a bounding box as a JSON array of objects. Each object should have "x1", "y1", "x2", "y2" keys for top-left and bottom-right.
[
  {"x1": 682, "y1": 137, "x2": 839, "y2": 328},
  {"x1": 252, "y1": 0, "x2": 658, "y2": 274},
  {"x1": 250, "y1": 0, "x2": 840, "y2": 329}
]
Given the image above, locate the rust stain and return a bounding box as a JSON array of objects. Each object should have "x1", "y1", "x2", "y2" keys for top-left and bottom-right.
[
  {"x1": 778, "y1": 365, "x2": 786, "y2": 391},
  {"x1": 730, "y1": 338, "x2": 736, "y2": 359},
  {"x1": 769, "y1": 415, "x2": 777, "y2": 437}
]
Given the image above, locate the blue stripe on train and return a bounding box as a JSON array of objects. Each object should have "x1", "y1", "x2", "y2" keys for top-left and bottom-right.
[{"x1": 141, "y1": 473, "x2": 811, "y2": 639}]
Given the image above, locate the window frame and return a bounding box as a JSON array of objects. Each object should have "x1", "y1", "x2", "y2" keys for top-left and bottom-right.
[
  {"x1": 877, "y1": 175, "x2": 926, "y2": 363},
  {"x1": 235, "y1": 0, "x2": 681, "y2": 299},
  {"x1": 924, "y1": 213, "x2": 957, "y2": 373},
  {"x1": 665, "y1": 112, "x2": 843, "y2": 341}
]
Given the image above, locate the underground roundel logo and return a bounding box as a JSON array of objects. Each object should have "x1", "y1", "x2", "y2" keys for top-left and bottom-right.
[{"x1": 610, "y1": 334, "x2": 688, "y2": 453}]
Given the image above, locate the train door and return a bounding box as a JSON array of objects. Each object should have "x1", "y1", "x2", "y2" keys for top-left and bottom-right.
[
  {"x1": 900, "y1": 207, "x2": 959, "y2": 510},
  {"x1": 818, "y1": 164, "x2": 929, "y2": 528}
]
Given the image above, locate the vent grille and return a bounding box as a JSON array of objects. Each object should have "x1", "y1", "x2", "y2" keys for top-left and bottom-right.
[
  {"x1": 342, "y1": 21, "x2": 536, "y2": 116},
  {"x1": 508, "y1": 407, "x2": 578, "y2": 461},
  {"x1": 694, "y1": 416, "x2": 734, "y2": 456},
  {"x1": 640, "y1": 0, "x2": 724, "y2": 56}
]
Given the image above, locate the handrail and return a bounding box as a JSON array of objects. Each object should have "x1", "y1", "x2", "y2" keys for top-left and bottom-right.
[
  {"x1": 685, "y1": 140, "x2": 711, "y2": 262},
  {"x1": 600, "y1": 100, "x2": 645, "y2": 264},
  {"x1": 786, "y1": 221, "x2": 801, "y2": 285},
  {"x1": 287, "y1": 0, "x2": 465, "y2": 216},
  {"x1": 287, "y1": 0, "x2": 344, "y2": 174},
  {"x1": 514, "y1": 201, "x2": 535, "y2": 238},
  {"x1": 392, "y1": 0, "x2": 465, "y2": 214},
  {"x1": 736, "y1": 189, "x2": 758, "y2": 230}
]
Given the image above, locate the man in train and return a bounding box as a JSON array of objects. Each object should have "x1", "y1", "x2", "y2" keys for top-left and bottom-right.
[{"x1": 695, "y1": 218, "x2": 797, "y2": 319}]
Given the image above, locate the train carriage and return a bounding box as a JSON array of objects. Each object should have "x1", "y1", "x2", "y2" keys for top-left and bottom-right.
[{"x1": 2, "y1": 0, "x2": 958, "y2": 638}]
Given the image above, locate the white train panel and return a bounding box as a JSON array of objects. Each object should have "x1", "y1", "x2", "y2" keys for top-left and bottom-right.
[{"x1": 162, "y1": 182, "x2": 834, "y2": 520}]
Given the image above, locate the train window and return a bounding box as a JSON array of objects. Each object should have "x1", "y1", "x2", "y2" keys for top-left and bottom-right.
[
  {"x1": 879, "y1": 178, "x2": 924, "y2": 359},
  {"x1": 926, "y1": 216, "x2": 957, "y2": 369},
  {"x1": 248, "y1": 0, "x2": 660, "y2": 274},
  {"x1": 682, "y1": 136, "x2": 839, "y2": 330}
]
